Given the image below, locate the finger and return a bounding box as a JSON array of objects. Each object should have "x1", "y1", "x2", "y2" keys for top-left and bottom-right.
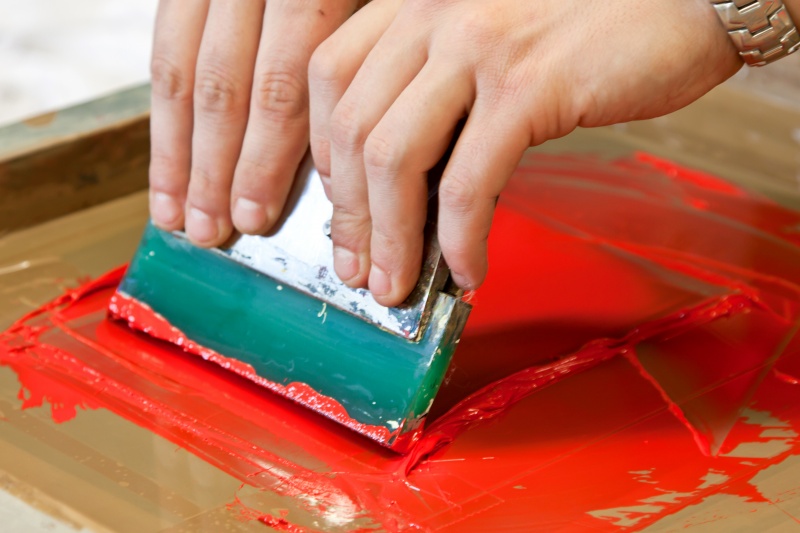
[
  {"x1": 149, "y1": 0, "x2": 210, "y2": 230},
  {"x1": 329, "y1": 4, "x2": 428, "y2": 289},
  {"x1": 364, "y1": 63, "x2": 472, "y2": 306},
  {"x1": 231, "y1": 0, "x2": 359, "y2": 235},
  {"x1": 308, "y1": 0, "x2": 402, "y2": 196},
  {"x1": 185, "y1": 0, "x2": 264, "y2": 247},
  {"x1": 438, "y1": 104, "x2": 530, "y2": 290}
]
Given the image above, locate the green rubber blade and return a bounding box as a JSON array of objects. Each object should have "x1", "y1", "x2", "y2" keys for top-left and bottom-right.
[{"x1": 116, "y1": 223, "x2": 468, "y2": 449}]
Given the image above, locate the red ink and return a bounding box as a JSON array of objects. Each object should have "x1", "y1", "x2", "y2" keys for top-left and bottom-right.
[
  {"x1": 228, "y1": 497, "x2": 314, "y2": 533},
  {"x1": 1, "y1": 153, "x2": 799, "y2": 531},
  {"x1": 634, "y1": 152, "x2": 748, "y2": 197},
  {"x1": 776, "y1": 370, "x2": 800, "y2": 385},
  {"x1": 408, "y1": 293, "x2": 759, "y2": 472},
  {"x1": 257, "y1": 515, "x2": 311, "y2": 533},
  {"x1": 108, "y1": 291, "x2": 395, "y2": 445}
]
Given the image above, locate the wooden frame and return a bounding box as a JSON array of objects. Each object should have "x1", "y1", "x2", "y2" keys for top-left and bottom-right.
[{"x1": 0, "y1": 85, "x2": 150, "y2": 233}]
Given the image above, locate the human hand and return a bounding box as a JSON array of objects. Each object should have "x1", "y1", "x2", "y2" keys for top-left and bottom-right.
[
  {"x1": 309, "y1": 0, "x2": 742, "y2": 307},
  {"x1": 148, "y1": 0, "x2": 359, "y2": 246}
]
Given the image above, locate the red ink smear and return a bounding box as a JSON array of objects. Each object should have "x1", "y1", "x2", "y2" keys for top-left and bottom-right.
[
  {"x1": 635, "y1": 152, "x2": 748, "y2": 197},
  {"x1": 108, "y1": 291, "x2": 395, "y2": 446},
  {"x1": 1, "y1": 153, "x2": 800, "y2": 531},
  {"x1": 2, "y1": 286, "x2": 403, "y2": 528},
  {"x1": 228, "y1": 497, "x2": 315, "y2": 533},
  {"x1": 257, "y1": 515, "x2": 311, "y2": 533},
  {"x1": 13, "y1": 364, "x2": 101, "y2": 423},
  {"x1": 776, "y1": 370, "x2": 800, "y2": 385},
  {"x1": 408, "y1": 293, "x2": 758, "y2": 472}
]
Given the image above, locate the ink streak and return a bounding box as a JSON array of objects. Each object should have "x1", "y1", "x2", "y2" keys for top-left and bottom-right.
[
  {"x1": 405, "y1": 294, "x2": 758, "y2": 472},
  {"x1": 776, "y1": 370, "x2": 800, "y2": 385},
  {"x1": 229, "y1": 497, "x2": 315, "y2": 533},
  {"x1": 258, "y1": 515, "x2": 311, "y2": 533},
  {"x1": 634, "y1": 153, "x2": 748, "y2": 197}
]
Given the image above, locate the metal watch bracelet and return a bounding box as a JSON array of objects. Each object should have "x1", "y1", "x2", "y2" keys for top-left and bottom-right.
[{"x1": 710, "y1": 0, "x2": 800, "y2": 66}]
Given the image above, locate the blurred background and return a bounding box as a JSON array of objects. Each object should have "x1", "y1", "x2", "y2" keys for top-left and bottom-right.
[
  {"x1": 0, "y1": 0, "x2": 157, "y2": 126},
  {"x1": 1, "y1": 0, "x2": 799, "y2": 126},
  {"x1": 2, "y1": 0, "x2": 800, "y2": 128}
]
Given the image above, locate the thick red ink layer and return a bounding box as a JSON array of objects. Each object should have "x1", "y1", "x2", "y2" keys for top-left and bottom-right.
[
  {"x1": 777, "y1": 370, "x2": 800, "y2": 385},
  {"x1": 109, "y1": 278, "x2": 762, "y2": 473},
  {"x1": 407, "y1": 293, "x2": 759, "y2": 472},
  {"x1": 108, "y1": 291, "x2": 395, "y2": 445},
  {"x1": 1, "y1": 152, "x2": 799, "y2": 531}
]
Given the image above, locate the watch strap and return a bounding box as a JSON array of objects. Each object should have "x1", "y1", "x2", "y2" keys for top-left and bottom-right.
[{"x1": 710, "y1": 0, "x2": 800, "y2": 66}]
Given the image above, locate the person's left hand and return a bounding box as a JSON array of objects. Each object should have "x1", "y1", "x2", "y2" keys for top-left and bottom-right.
[{"x1": 307, "y1": 0, "x2": 741, "y2": 307}]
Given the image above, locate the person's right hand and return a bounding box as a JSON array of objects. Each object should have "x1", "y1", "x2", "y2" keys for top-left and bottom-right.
[
  {"x1": 148, "y1": 0, "x2": 359, "y2": 247},
  {"x1": 307, "y1": 0, "x2": 742, "y2": 307}
]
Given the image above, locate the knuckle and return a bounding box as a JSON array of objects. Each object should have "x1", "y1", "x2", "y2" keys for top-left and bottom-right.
[
  {"x1": 372, "y1": 228, "x2": 406, "y2": 258},
  {"x1": 331, "y1": 201, "x2": 368, "y2": 224},
  {"x1": 253, "y1": 69, "x2": 307, "y2": 120},
  {"x1": 310, "y1": 134, "x2": 331, "y2": 175},
  {"x1": 331, "y1": 202, "x2": 371, "y2": 243},
  {"x1": 188, "y1": 167, "x2": 227, "y2": 210},
  {"x1": 151, "y1": 57, "x2": 192, "y2": 101},
  {"x1": 440, "y1": 173, "x2": 480, "y2": 216},
  {"x1": 308, "y1": 44, "x2": 340, "y2": 86},
  {"x1": 453, "y1": 10, "x2": 500, "y2": 47},
  {"x1": 234, "y1": 157, "x2": 274, "y2": 191},
  {"x1": 330, "y1": 214, "x2": 370, "y2": 250},
  {"x1": 149, "y1": 154, "x2": 186, "y2": 192},
  {"x1": 363, "y1": 133, "x2": 400, "y2": 175},
  {"x1": 330, "y1": 103, "x2": 367, "y2": 151},
  {"x1": 194, "y1": 67, "x2": 242, "y2": 114}
]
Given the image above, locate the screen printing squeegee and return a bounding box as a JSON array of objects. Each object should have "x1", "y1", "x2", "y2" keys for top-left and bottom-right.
[{"x1": 110, "y1": 154, "x2": 471, "y2": 452}]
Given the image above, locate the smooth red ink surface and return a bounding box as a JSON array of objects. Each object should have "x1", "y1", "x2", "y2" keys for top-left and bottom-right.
[{"x1": 1, "y1": 152, "x2": 799, "y2": 531}]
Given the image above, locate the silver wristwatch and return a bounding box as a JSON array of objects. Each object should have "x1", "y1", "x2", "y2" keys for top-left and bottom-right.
[{"x1": 710, "y1": 0, "x2": 800, "y2": 66}]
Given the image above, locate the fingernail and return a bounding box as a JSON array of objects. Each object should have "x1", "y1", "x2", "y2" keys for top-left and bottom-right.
[
  {"x1": 233, "y1": 197, "x2": 267, "y2": 234},
  {"x1": 369, "y1": 263, "x2": 392, "y2": 297},
  {"x1": 333, "y1": 247, "x2": 360, "y2": 282},
  {"x1": 450, "y1": 271, "x2": 474, "y2": 290},
  {"x1": 151, "y1": 192, "x2": 181, "y2": 227},
  {"x1": 187, "y1": 207, "x2": 219, "y2": 244}
]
